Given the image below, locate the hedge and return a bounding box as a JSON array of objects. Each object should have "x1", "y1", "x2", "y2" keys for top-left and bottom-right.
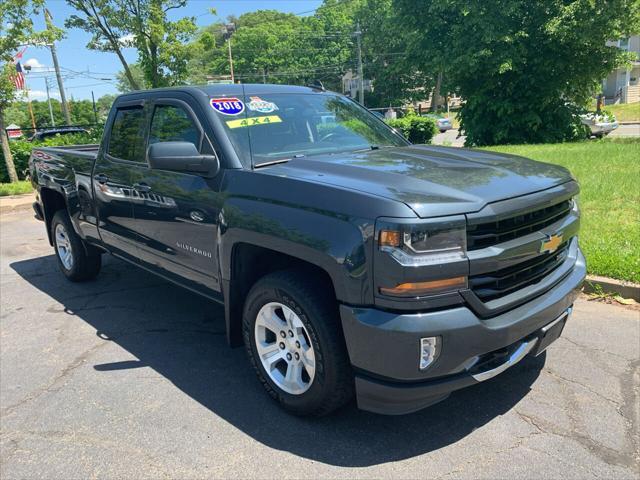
[{"x1": 386, "y1": 115, "x2": 438, "y2": 144}]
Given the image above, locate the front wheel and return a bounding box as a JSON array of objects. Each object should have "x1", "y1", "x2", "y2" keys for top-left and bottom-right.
[
  {"x1": 51, "y1": 210, "x2": 101, "y2": 282},
  {"x1": 243, "y1": 270, "x2": 353, "y2": 416}
]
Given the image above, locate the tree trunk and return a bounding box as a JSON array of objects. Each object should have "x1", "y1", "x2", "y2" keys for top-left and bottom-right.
[
  {"x1": 431, "y1": 71, "x2": 443, "y2": 112},
  {"x1": 0, "y1": 108, "x2": 19, "y2": 183},
  {"x1": 112, "y1": 45, "x2": 141, "y2": 90}
]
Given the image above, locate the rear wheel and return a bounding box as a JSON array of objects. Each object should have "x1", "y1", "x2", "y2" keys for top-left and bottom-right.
[
  {"x1": 51, "y1": 210, "x2": 101, "y2": 282},
  {"x1": 243, "y1": 270, "x2": 353, "y2": 416}
]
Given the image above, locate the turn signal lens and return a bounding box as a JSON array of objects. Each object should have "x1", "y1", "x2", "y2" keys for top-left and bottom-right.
[
  {"x1": 379, "y1": 276, "x2": 467, "y2": 297},
  {"x1": 379, "y1": 229, "x2": 402, "y2": 248}
]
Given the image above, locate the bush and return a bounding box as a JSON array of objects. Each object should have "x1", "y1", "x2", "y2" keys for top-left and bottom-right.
[
  {"x1": 386, "y1": 114, "x2": 438, "y2": 144},
  {"x1": 0, "y1": 126, "x2": 103, "y2": 182}
]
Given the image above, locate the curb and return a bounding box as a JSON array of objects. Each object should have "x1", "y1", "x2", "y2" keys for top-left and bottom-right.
[
  {"x1": 0, "y1": 193, "x2": 35, "y2": 216},
  {"x1": 583, "y1": 275, "x2": 640, "y2": 302},
  {"x1": 618, "y1": 121, "x2": 640, "y2": 125}
]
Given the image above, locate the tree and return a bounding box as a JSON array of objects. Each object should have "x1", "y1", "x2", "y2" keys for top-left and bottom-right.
[
  {"x1": 394, "y1": 0, "x2": 640, "y2": 146},
  {"x1": 120, "y1": 0, "x2": 197, "y2": 87},
  {"x1": 0, "y1": 0, "x2": 50, "y2": 183},
  {"x1": 358, "y1": 0, "x2": 434, "y2": 108},
  {"x1": 187, "y1": 5, "x2": 361, "y2": 89},
  {"x1": 65, "y1": 0, "x2": 141, "y2": 90},
  {"x1": 115, "y1": 63, "x2": 147, "y2": 92}
]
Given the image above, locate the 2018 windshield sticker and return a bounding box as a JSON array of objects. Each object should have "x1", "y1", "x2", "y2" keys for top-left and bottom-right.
[
  {"x1": 210, "y1": 97, "x2": 245, "y2": 115},
  {"x1": 226, "y1": 115, "x2": 282, "y2": 129},
  {"x1": 247, "y1": 96, "x2": 278, "y2": 113}
]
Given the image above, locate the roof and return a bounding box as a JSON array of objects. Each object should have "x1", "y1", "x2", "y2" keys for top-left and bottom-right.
[{"x1": 118, "y1": 83, "x2": 333, "y2": 101}]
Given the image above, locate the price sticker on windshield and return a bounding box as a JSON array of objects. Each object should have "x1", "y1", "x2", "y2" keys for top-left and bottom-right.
[
  {"x1": 226, "y1": 115, "x2": 282, "y2": 129},
  {"x1": 210, "y1": 97, "x2": 245, "y2": 115}
]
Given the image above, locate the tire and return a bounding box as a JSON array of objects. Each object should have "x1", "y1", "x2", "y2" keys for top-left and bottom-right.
[
  {"x1": 243, "y1": 269, "x2": 354, "y2": 416},
  {"x1": 51, "y1": 210, "x2": 101, "y2": 282}
]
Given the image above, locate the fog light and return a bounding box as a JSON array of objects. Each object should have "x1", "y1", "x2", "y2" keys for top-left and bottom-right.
[{"x1": 420, "y1": 337, "x2": 439, "y2": 370}]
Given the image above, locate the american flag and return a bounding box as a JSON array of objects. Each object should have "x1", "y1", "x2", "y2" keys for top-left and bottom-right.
[
  {"x1": 12, "y1": 48, "x2": 27, "y2": 90},
  {"x1": 13, "y1": 61, "x2": 26, "y2": 90}
]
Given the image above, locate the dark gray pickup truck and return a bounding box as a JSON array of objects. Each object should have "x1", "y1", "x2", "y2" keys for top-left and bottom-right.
[{"x1": 30, "y1": 84, "x2": 585, "y2": 416}]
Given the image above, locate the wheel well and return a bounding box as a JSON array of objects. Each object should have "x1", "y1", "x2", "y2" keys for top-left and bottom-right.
[
  {"x1": 226, "y1": 243, "x2": 337, "y2": 346},
  {"x1": 40, "y1": 188, "x2": 67, "y2": 245}
]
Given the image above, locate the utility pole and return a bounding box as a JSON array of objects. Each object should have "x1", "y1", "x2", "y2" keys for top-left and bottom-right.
[
  {"x1": 355, "y1": 22, "x2": 364, "y2": 106},
  {"x1": 44, "y1": 77, "x2": 55, "y2": 126},
  {"x1": 44, "y1": 9, "x2": 71, "y2": 125},
  {"x1": 223, "y1": 23, "x2": 236, "y2": 84},
  {"x1": 91, "y1": 91, "x2": 98, "y2": 124}
]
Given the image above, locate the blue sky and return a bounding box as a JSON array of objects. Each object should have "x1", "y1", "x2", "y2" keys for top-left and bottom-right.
[{"x1": 20, "y1": 0, "x2": 322, "y2": 101}]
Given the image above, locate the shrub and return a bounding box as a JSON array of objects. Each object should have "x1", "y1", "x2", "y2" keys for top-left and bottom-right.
[
  {"x1": 0, "y1": 127, "x2": 103, "y2": 182},
  {"x1": 386, "y1": 115, "x2": 438, "y2": 144}
]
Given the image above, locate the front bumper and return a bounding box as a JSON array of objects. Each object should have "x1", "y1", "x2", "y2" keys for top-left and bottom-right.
[{"x1": 340, "y1": 246, "x2": 586, "y2": 415}]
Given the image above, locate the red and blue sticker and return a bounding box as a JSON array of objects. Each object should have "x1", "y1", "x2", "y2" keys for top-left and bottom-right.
[{"x1": 210, "y1": 97, "x2": 245, "y2": 115}]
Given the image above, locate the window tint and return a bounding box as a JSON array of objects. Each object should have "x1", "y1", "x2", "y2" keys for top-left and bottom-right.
[
  {"x1": 149, "y1": 104, "x2": 200, "y2": 146},
  {"x1": 108, "y1": 107, "x2": 145, "y2": 161}
]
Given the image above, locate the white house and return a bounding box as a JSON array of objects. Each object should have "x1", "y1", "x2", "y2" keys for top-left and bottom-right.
[{"x1": 602, "y1": 35, "x2": 640, "y2": 104}]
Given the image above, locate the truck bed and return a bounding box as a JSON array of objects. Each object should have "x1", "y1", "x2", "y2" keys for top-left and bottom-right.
[{"x1": 35, "y1": 144, "x2": 100, "y2": 159}]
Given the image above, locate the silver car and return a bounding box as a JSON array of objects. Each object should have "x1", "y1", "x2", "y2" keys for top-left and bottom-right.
[
  {"x1": 580, "y1": 112, "x2": 619, "y2": 138},
  {"x1": 424, "y1": 114, "x2": 453, "y2": 133}
]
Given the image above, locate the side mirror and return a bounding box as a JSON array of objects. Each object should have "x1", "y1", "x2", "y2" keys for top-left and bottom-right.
[{"x1": 147, "y1": 141, "x2": 219, "y2": 178}]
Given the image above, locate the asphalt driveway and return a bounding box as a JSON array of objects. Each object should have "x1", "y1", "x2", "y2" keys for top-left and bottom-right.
[{"x1": 1, "y1": 212, "x2": 638, "y2": 479}]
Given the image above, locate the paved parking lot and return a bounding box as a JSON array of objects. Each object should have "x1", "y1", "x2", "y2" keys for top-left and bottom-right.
[{"x1": 1, "y1": 212, "x2": 639, "y2": 479}]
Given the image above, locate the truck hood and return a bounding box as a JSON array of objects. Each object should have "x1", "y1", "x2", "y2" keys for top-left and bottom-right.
[{"x1": 259, "y1": 145, "x2": 574, "y2": 217}]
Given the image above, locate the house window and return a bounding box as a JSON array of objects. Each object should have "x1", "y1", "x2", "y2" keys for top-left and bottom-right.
[{"x1": 619, "y1": 37, "x2": 629, "y2": 49}]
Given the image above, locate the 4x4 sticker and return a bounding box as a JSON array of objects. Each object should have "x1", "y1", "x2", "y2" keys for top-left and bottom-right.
[
  {"x1": 210, "y1": 97, "x2": 245, "y2": 115},
  {"x1": 247, "y1": 96, "x2": 278, "y2": 113},
  {"x1": 226, "y1": 115, "x2": 282, "y2": 129}
]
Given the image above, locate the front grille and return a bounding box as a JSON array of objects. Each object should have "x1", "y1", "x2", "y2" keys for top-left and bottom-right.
[
  {"x1": 469, "y1": 242, "x2": 570, "y2": 302},
  {"x1": 467, "y1": 200, "x2": 571, "y2": 250}
]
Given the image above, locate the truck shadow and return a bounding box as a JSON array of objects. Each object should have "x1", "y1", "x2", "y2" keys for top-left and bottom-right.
[{"x1": 11, "y1": 253, "x2": 545, "y2": 468}]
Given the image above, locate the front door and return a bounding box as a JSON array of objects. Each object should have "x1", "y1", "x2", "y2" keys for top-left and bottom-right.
[
  {"x1": 128, "y1": 98, "x2": 223, "y2": 295},
  {"x1": 93, "y1": 102, "x2": 147, "y2": 262}
]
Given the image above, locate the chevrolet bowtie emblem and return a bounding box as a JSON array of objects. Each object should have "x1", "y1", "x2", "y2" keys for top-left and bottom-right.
[{"x1": 540, "y1": 233, "x2": 563, "y2": 254}]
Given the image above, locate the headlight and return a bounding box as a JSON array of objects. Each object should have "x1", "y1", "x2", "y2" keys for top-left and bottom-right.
[
  {"x1": 379, "y1": 225, "x2": 466, "y2": 266},
  {"x1": 377, "y1": 221, "x2": 468, "y2": 297}
]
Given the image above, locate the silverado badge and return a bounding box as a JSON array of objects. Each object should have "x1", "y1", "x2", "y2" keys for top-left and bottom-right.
[{"x1": 540, "y1": 233, "x2": 563, "y2": 254}]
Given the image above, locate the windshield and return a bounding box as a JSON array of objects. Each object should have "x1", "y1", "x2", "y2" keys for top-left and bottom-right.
[{"x1": 216, "y1": 92, "x2": 408, "y2": 167}]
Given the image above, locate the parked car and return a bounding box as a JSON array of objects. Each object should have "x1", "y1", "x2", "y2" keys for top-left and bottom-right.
[
  {"x1": 423, "y1": 113, "x2": 453, "y2": 133},
  {"x1": 29, "y1": 127, "x2": 89, "y2": 142},
  {"x1": 30, "y1": 84, "x2": 585, "y2": 416},
  {"x1": 580, "y1": 111, "x2": 618, "y2": 138}
]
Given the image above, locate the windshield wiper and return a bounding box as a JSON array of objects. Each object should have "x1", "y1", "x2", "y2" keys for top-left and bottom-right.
[{"x1": 254, "y1": 154, "x2": 305, "y2": 169}]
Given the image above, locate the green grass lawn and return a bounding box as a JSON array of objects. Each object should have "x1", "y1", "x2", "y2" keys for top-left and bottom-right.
[
  {"x1": 0, "y1": 180, "x2": 33, "y2": 197},
  {"x1": 482, "y1": 139, "x2": 640, "y2": 283},
  {"x1": 601, "y1": 102, "x2": 640, "y2": 123}
]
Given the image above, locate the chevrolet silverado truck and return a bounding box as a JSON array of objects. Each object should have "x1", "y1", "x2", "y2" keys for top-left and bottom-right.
[{"x1": 29, "y1": 84, "x2": 586, "y2": 416}]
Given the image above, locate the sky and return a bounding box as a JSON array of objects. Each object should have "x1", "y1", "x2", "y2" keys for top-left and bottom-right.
[{"x1": 19, "y1": 0, "x2": 323, "y2": 102}]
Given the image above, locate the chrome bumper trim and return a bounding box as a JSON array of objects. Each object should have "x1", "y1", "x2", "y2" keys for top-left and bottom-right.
[{"x1": 471, "y1": 337, "x2": 538, "y2": 382}]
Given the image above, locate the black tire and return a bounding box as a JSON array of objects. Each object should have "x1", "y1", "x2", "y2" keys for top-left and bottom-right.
[
  {"x1": 243, "y1": 269, "x2": 354, "y2": 416},
  {"x1": 51, "y1": 210, "x2": 101, "y2": 282}
]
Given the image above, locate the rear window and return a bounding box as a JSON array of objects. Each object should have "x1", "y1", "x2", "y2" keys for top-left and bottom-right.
[{"x1": 108, "y1": 106, "x2": 145, "y2": 162}]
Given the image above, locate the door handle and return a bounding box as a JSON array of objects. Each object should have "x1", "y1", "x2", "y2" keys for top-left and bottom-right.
[
  {"x1": 94, "y1": 173, "x2": 109, "y2": 184},
  {"x1": 133, "y1": 182, "x2": 151, "y2": 193}
]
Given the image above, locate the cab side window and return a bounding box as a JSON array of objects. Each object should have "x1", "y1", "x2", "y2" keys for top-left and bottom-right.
[
  {"x1": 108, "y1": 106, "x2": 145, "y2": 162},
  {"x1": 149, "y1": 104, "x2": 200, "y2": 147}
]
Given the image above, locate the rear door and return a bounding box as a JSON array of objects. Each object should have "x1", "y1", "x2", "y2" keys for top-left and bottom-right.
[
  {"x1": 93, "y1": 100, "x2": 147, "y2": 262},
  {"x1": 128, "y1": 96, "x2": 224, "y2": 295}
]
